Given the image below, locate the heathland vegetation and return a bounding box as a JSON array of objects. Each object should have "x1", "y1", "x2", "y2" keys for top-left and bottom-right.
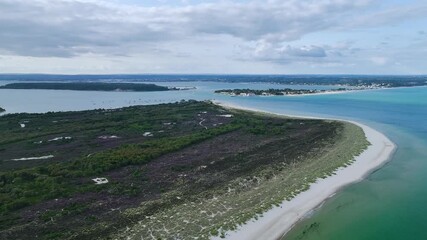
[{"x1": 0, "y1": 101, "x2": 369, "y2": 239}]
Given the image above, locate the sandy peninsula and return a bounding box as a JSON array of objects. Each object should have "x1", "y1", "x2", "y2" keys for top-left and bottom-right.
[{"x1": 212, "y1": 101, "x2": 396, "y2": 240}]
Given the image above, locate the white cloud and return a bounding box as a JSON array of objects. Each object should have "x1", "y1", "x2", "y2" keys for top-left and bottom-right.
[
  {"x1": 0, "y1": 0, "x2": 426, "y2": 73},
  {"x1": 0, "y1": 0, "x2": 376, "y2": 57},
  {"x1": 253, "y1": 41, "x2": 328, "y2": 56}
]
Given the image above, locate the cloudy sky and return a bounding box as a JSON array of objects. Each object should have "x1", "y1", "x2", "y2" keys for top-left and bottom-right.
[{"x1": 0, "y1": 0, "x2": 426, "y2": 74}]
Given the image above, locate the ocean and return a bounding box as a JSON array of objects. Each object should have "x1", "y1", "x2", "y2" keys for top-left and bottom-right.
[{"x1": 1, "y1": 79, "x2": 426, "y2": 240}]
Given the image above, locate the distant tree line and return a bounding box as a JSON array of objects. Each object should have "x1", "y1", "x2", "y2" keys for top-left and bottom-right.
[{"x1": 0, "y1": 82, "x2": 175, "y2": 92}]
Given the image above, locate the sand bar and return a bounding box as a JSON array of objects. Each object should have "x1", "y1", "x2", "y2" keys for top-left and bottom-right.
[{"x1": 212, "y1": 101, "x2": 396, "y2": 240}]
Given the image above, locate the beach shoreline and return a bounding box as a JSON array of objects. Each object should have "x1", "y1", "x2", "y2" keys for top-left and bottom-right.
[
  {"x1": 217, "y1": 85, "x2": 427, "y2": 98},
  {"x1": 212, "y1": 101, "x2": 397, "y2": 240},
  {"x1": 285, "y1": 85, "x2": 427, "y2": 97}
]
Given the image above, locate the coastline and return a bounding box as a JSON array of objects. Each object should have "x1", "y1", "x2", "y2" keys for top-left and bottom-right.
[
  {"x1": 215, "y1": 89, "x2": 357, "y2": 98},
  {"x1": 212, "y1": 101, "x2": 396, "y2": 240},
  {"x1": 217, "y1": 85, "x2": 427, "y2": 98},
  {"x1": 286, "y1": 85, "x2": 427, "y2": 97}
]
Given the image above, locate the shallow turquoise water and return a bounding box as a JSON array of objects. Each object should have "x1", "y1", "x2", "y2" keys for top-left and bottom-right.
[
  {"x1": 277, "y1": 88, "x2": 427, "y2": 240},
  {"x1": 1, "y1": 82, "x2": 426, "y2": 239}
]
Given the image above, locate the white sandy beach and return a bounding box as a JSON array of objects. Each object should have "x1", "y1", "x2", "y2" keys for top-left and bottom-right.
[{"x1": 212, "y1": 101, "x2": 396, "y2": 240}]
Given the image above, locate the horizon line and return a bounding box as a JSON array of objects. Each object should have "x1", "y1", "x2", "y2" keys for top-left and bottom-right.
[{"x1": 0, "y1": 73, "x2": 427, "y2": 77}]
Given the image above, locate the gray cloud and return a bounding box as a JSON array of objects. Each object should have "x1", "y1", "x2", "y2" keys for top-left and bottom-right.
[
  {"x1": 284, "y1": 46, "x2": 326, "y2": 58},
  {"x1": 249, "y1": 41, "x2": 332, "y2": 64},
  {"x1": 244, "y1": 39, "x2": 367, "y2": 65},
  {"x1": 0, "y1": 0, "x2": 179, "y2": 57},
  {"x1": 0, "y1": 0, "x2": 374, "y2": 57},
  {"x1": 0, "y1": 0, "x2": 426, "y2": 60}
]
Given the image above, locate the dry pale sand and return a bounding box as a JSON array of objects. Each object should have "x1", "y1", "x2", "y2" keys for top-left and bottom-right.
[{"x1": 212, "y1": 101, "x2": 396, "y2": 240}]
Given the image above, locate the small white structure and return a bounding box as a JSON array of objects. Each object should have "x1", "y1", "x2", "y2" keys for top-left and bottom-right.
[
  {"x1": 218, "y1": 114, "x2": 233, "y2": 118},
  {"x1": 20, "y1": 123, "x2": 26, "y2": 128},
  {"x1": 92, "y1": 178, "x2": 109, "y2": 185},
  {"x1": 98, "y1": 135, "x2": 120, "y2": 140},
  {"x1": 197, "y1": 165, "x2": 208, "y2": 171},
  {"x1": 143, "y1": 132, "x2": 153, "y2": 137}
]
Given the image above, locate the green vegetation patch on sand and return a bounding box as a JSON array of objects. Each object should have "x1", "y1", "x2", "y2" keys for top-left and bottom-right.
[
  {"x1": 0, "y1": 101, "x2": 369, "y2": 239},
  {"x1": 0, "y1": 82, "x2": 173, "y2": 92}
]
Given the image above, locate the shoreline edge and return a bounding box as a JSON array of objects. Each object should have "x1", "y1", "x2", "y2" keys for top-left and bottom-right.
[{"x1": 212, "y1": 100, "x2": 397, "y2": 240}]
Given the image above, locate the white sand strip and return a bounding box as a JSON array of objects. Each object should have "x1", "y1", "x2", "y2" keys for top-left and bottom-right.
[
  {"x1": 11, "y1": 155, "x2": 54, "y2": 161},
  {"x1": 48, "y1": 136, "x2": 72, "y2": 142},
  {"x1": 212, "y1": 101, "x2": 396, "y2": 240}
]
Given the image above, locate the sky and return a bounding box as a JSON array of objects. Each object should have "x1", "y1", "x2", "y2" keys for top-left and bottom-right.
[{"x1": 0, "y1": 0, "x2": 426, "y2": 74}]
